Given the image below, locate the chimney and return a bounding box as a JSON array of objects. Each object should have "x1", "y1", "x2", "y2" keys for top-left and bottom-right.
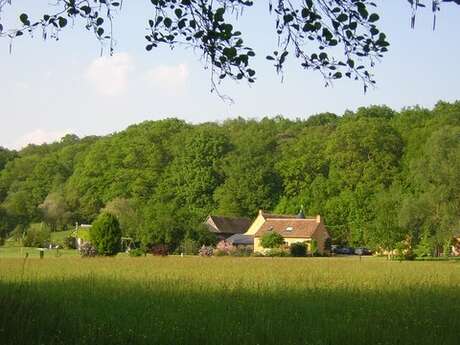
[{"x1": 316, "y1": 215, "x2": 321, "y2": 223}]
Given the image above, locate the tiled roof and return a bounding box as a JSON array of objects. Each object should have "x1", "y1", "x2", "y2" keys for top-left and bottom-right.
[
  {"x1": 226, "y1": 234, "x2": 254, "y2": 245},
  {"x1": 207, "y1": 216, "x2": 252, "y2": 234},
  {"x1": 255, "y1": 218, "x2": 321, "y2": 238}
]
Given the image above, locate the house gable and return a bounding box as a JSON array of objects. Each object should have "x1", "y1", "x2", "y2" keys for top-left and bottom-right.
[{"x1": 205, "y1": 215, "x2": 251, "y2": 235}]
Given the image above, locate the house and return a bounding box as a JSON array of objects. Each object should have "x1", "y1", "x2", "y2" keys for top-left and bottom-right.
[
  {"x1": 72, "y1": 222, "x2": 92, "y2": 250},
  {"x1": 452, "y1": 232, "x2": 460, "y2": 256},
  {"x1": 204, "y1": 215, "x2": 252, "y2": 241},
  {"x1": 245, "y1": 210, "x2": 331, "y2": 254}
]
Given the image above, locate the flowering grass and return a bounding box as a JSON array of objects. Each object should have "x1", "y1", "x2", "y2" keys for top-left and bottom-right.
[{"x1": 0, "y1": 256, "x2": 459, "y2": 345}]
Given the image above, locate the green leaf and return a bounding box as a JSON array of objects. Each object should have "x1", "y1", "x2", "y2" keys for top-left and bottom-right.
[
  {"x1": 58, "y1": 17, "x2": 68, "y2": 28},
  {"x1": 164, "y1": 17, "x2": 172, "y2": 28},
  {"x1": 369, "y1": 13, "x2": 380, "y2": 23},
  {"x1": 337, "y1": 13, "x2": 348, "y2": 22},
  {"x1": 19, "y1": 13, "x2": 29, "y2": 26}
]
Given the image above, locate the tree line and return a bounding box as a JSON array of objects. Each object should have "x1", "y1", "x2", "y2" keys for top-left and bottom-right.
[{"x1": 1, "y1": 101, "x2": 459, "y2": 255}]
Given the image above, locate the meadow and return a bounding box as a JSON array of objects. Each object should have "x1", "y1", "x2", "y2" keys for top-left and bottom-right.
[{"x1": 0, "y1": 256, "x2": 459, "y2": 345}]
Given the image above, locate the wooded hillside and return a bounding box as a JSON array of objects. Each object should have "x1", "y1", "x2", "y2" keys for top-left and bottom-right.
[{"x1": 1, "y1": 101, "x2": 459, "y2": 254}]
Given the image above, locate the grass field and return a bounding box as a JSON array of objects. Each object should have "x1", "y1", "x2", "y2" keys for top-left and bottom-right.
[{"x1": 0, "y1": 256, "x2": 459, "y2": 345}]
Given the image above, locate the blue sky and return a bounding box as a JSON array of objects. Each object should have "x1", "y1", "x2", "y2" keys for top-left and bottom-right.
[{"x1": 0, "y1": 1, "x2": 459, "y2": 149}]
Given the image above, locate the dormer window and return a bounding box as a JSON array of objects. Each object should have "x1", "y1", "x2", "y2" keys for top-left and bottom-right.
[{"x1": 286, "y1": 226, "x2": 293, "y2": 232}]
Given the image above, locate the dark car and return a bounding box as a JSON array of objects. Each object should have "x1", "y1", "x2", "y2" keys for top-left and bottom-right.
[
  {"x1": 354, "y1": 247, "x2": 372, "y2": 256},
  {"x1": 332, "y1": 246, "x2": 355, "y2": 255}
]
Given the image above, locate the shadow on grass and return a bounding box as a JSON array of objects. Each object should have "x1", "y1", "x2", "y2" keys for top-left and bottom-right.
[{"x1": 1, "y1": 277, "x2": 459, "y2": 345}]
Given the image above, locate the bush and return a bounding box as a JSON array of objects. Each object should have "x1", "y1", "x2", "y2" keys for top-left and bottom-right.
[
  {"x1": 149, "y1": 244, "x2": 169, "y2": 256},
  {"x1": 310, "y1": 239, "x2": 319, "y2": 256},
  {"x1": 63, "y1": 236, "x2": 77, "y2": 249},
  {"x1": 260, "y1": 232, "x2": 285, "y2": 249},
  {"x1": 23, "y1": 223, "x2": 51, "y2": 248},
  {"x1": 290, "y1": 242, "x2": 307, "y2": 257},
  {"x1": 90, "y1": 213, "x2": 122, "y2": 256},
  {"x1": 180, "y1": 238, "x2": 199, "y2": 255},
  {"x1": 216, "y1": 240, "x2": 234, "y2": 255},
  {"x1": 198, "y1": 245, "x2": 213, "y2": 256},
  {"x1": 79, "y1": 242, "x2": 97, "y2": 257},
  {"x1": 213, "y1": 249, "x2": 228, "y2": 256},
  {"x1": 265, "y1": 248, "x2": 290, "y2": 257},
  {"x1": 229, "y1": 247, "x2": 252, "y2": 257},
  {"x1": 128, "y1": 248, "x2": 145, "y2": 257}
]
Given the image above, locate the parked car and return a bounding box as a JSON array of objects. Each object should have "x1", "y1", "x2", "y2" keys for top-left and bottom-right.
[
  {"x1": 354, "y1": 247, "x2": 372, "y2": 256},
  {"x1": 332, "y1": 246, "x2": 355, "y2": 255}
]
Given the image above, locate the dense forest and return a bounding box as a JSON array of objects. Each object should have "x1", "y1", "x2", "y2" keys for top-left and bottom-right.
[{"x1": 1, "y1": 101, "x2": 459, "y2": 255}]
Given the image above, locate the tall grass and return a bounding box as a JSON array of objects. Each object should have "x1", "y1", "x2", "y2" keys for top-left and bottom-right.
[{"x1": 1, "y1": 257, "x2": 459, "y2": 345}]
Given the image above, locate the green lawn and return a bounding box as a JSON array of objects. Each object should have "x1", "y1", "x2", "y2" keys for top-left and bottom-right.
[
  {"x1": 0, "y1": 245, "x2": 78, "y2": 258},
  {"x1": 50, "y1": 229, "x2": 74, "y2": 243},
  {"x1": 0, "y1": 256, "x2": 459, "y2": 345}
]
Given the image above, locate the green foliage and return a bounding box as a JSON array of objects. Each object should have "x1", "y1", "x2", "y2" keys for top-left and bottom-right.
[
  {"x1": 63, "y1": 236, "x2": 77, "y2": 249},
  {"x1": 179, "y1": 238, "x2": 199, "y2": 255},
  {"x1": 0, "y1": 104, "x2": 459, "y2": 256},
  {"x1": 260, "y1": 232, "x2": 285, "y2": 249},
  {"x1": 290, "y1": 242, "x2": 307, "y2": 257},
  {"x1": 90, "y1": 213, "x2": 122, "y2": 256},
  {"x1": 23, "y1": 223, "x2": 51, "y2": 248},
  {"x1": 414, "y1": 234, "x2": 434, "y2": 258},
  {"x1": 128, "y1": 248, "x2": 146, "y2": 257},
  {"x1": 102, "y1": 198, "x2": 142, "y2": 239},
  {"x1": 310, "y1": 240, "x2": 319, "y2": 256},
  {"x1": 265, "y1": 248, "x2": 290, "y2": 257},
  {"x1": 0, "y1": 1, "x2": 409, "y2": 91}
]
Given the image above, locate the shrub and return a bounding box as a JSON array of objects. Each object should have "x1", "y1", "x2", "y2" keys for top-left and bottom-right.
[
  {"x1": 198, "y1": 245, "x2": 213, "y2": 257},
  {"x1": 290, "y1": 242, "x2": 307, "y2": 257},
  {"x1": 149, "y1": 244, "x2": 169, "y2": 256},
  {"x1": 180, "y1": 238, "x2": 199, "y2": 255},
  {"x1": 63, "y1": 236, "x2": 77, "y2": 249},
  {"x1": 310, "y1": 239, "x2": 319, "y2": 256},
  {"x1": 90, "y1": 213, "x2": 122, "y2": 256},
  {"x1": 216, "y1": 240, "x2": 234, "y2": 255},
  {"x1": 128, "y1": 248, "x2": 145, "y2": 257},
  {"x1": 260, "y1": 232, "x2": 285, "y2": 249},
  {"x1": 266, "y1": 248, "x2": 290, "y2": 257},
  {"x1": 414, "y1": 235, "x2": 433, "y2": 257},
  {"x1": 229, "y1": 247, "x2": 252, "y2": 257},
  {"x1": 79, "y1": 242, "x2": 97, "y2": 257},
  {"x1": 23, "y1": 223, "x2": 51, "y2": 248},
  {"x1": 213, "y1": 249, "x2": 228, "y2": 256}
]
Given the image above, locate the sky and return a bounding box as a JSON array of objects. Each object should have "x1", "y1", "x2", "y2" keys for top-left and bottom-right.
[{"x1": 0, "y1": 1, "x2": 459, "y2": 149}]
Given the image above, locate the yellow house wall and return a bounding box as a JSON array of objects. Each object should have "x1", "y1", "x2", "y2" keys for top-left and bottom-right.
[
  {"x1": 254, "y1": 225, "x2": 330, "y2": 254},
  {"x1": 245, "y1": 213, "x2": 266, "y2": 235},
  {"x1": 254, "y1": 237, "x2": 312, "y2": 253}
]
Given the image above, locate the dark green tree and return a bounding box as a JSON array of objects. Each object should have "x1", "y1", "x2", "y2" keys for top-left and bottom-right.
[
  {"x1": 260, "y1": 232, "x2": 285, "y2": 249},
  {"x1": 90, "y1": 213, "x2": 122, "y2": 256}
]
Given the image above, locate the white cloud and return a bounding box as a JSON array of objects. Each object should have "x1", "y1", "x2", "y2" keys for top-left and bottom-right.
[
  {"x1": 146, "y1": 63, "x2": 189, "y2": 91},
  {"x1": 15, "y1": 129, "x2": 73, "y2": 149},
  {"x1": 85, "y1": 52, "x2": 134, "y2": 96}
]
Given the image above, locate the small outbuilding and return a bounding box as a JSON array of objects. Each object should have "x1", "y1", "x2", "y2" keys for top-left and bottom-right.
[{"x1": 204, "y1": 215, "x2": 252, "y2": 241}]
